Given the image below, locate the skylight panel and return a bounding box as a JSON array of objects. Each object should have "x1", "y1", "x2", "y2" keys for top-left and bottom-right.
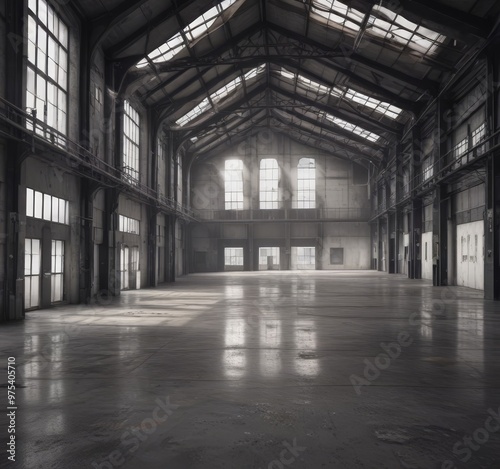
[
  {"x1": 311, "y1": 0, "x2": 364, "y2": 33},
  {"x1": 323, "y1": 112, "x2": 380, "y2": 142},
  {"x1": 279, "y1": 68, "x2": 295, "y2": 81},
  {"x1": 343, "y1": 89, "x2": 402, "y2": 119},
  {"x1": 137, "y1": 0, "x2": 239, "y2": 68},
  {"x1": 174, "y1": 65, "x2": 266, "y2": 127},
  {"x1": 176, "y1": 97, "x2": 211, "y2": 126},
  {"x1": 210, "y1": 76, "x2": 242, "y2": 104},
  {"x1": 244, "y1": 64, "x2": 266, "y2": 81},
  {"x1": 368, "y1": 5, "x2": 445, "y2": 56},
  {"x1": 297, "y1": 75, "x2": 330, "y2": 95}
]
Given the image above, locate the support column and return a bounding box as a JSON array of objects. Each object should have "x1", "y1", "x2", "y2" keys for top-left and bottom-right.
[{"x1": 409, "y1": 199, "x2": 422, "y2": 279}]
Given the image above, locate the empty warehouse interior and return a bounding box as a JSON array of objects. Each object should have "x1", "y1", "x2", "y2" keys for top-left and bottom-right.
[{"x1": 2, "y1": 0, "x2": 500, "y2": 467}]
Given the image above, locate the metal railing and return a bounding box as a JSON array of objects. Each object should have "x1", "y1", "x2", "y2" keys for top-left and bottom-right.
[
  {"x1": 196, "y1": 207, "x2": 371, "y2": 222},
  {"x1": 0, "y1": 97, "x2": 196, "y2": 221}
]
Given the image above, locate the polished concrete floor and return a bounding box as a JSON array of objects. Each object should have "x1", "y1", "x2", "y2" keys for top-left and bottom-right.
[{"x1": 2, "y1": 271, "x2": 500, "y2": 469}]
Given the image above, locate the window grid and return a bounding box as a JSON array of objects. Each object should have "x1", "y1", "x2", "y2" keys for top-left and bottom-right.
[
  {"x1": 224, "y1": 247, "x2": 244, "y2": 266},
  {"x1": 280, "y1": 67, "x2": 401, "y2": 120},
  {"x1": 323, "y1": 112, "x2": 380, "y2": 142},
  {"x1": 118, "y1": 214, "x2": 140, "y2": 235},
  {"x1": 26, "y1": 0, "x2": 69, "y2": 142},
  {"x1": 225, "y1": 160, "x2": 244, "y2": 210},
  {"x1": 26, "y1": 187, "x2": 69, "y2": 224},
  {"x1": 123, "y1": 100, "x2": 140, "y2": 184},
  {"x1": 260, "y1": 159, "x2": 279, "y2": 209},
  {"x1": 137, "y1": 0, "x2": 238, "y2": 67},
  {"x1": 311, "y1": 0, "x2": 364, "y2": 33},
  {"x1": 453, "y1": 137, "x2": 469, "y2": 167},
  {"x1": 368, "y1": 5, "x2": 445, "y2": 56},
  {"x1": 297, "y1": 247, "x2": 316, "y2": 266},
  {"x1": 422, "y1": 157, "x2": 433, "y2": 181},
  {"x1": 176, "y1": 65, "x2": 265, "y2": 126},
  {"x1": 297, "y1": 158, "x2": 316, "y2": 209},
  {"x1": 310, "y1": 1, "x2": 445, "y2": 56},
  {"x1": 472, "y1": 122, "x2": 487, "y2": 155},
  {"x1": 24, "y1": 238, "x2": 41, "y2": 309},
  {"x1": 259, "y1": 247, "x2": 280, "y2": 266},
  {"x1": 51, "y1": 240, "x2": 64, "y2": 303}
]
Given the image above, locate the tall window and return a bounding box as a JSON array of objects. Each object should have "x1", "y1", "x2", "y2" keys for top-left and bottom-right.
[
  {"x1": 26, "y1": 0, "x2": 69, "y2": 141},
  {"x1": 51, "y1": 240, "x2": 64, "y2": 303},
  {"x1": 297, "y1": 158, "x2": 316, "y2": 208},
  {"x1": 225, "y1": 160, "x2": 244, "y2": 210},
  {"x1": 123, "y1": 100, "x2": 140, "y2": 184},
  {"x1": 25, "y1": 239, "x2": 41, "y2": 309},
  {"x1": 259, "y1": 159, "x2": 279, "y2": 209},
  {"x1": 472, "y1": 122, "x2": 487, "y2": 156},
  {"x1": 453, "y1": 137, "x2": 468, "y2": 167}
]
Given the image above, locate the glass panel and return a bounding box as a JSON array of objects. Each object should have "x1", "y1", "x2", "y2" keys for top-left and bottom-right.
[
  {"x1": 26, "y1": 188, "x2": 34, "y2": 217},
  {"x1": 34, "y1": 191, "x2": 43, "y2": 218},
  {"x1": 31, "y1": 251, "x2": 40, "y2": 275},
  {"x1": 59, "y1": 198, "x2": 65, "y2": 223},
  {"x1": 52, "y1": 196, "x2": 59, "y2": 222},
  {"x1": 31, "y1": 277, "x2": 40, "y2": 308},
  {"x1": 43, "y1": 194, "x2": 51, "y2": 220}
]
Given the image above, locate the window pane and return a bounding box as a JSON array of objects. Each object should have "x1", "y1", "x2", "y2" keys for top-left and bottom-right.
[
  {"x1": 26, "y1": 188, "x2": 34, "y2": 217},
  {"x1": 43, "y1": 194, "x2": 51, "y2": 220},
  {"x1": 34, "y1": 191, "x2": 43, "y2": 218},
  {"x1": 59, "y1": 198, "x2": 65, "y2": 223},
  {"x1": 52, "y1": 196, "x2": 59, "y2": 222}
]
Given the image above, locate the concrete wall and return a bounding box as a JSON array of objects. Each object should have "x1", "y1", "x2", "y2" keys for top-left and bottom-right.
[
  {"x1": 190, "y1": 133, "x2": 369, "y2": 213},
  {"x1": 322, "y1": 222, "x2": 370, "y2": 270},
  {"x1": 189, "y1": 133, "x2": 371, "y2": 272},
  {"x1": 22, "y1": 157, "x2": 81, "y2": 306}
]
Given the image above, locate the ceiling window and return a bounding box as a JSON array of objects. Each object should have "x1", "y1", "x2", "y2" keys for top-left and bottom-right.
[
  {"x1": 368, "y1": 6, "x2": 445, "y2": 56},
  {"x1": 310, "y1": 1, "x2": 445, "y2": 57},
  {"x1": 26, "y1": 0, "x2": 69, "y2": 142},
  {"x1": 297, "y1": 158, "x2": 316, "y2": 209},
  {"x1": 279, "y1": 68, "x2": 401, "y2": 120},
  {"x1": 137, "y1": 0, "x2": 239, "y2": 67},
  {"x1": 323, "y1": 112, "x2": 380, "y2": 142},
  {"x1": 175, "y1": 65, "x2": 265, "y2": 127},
  {"x1": 225, "y1": 159, "x2": 244, "y2": 210},
  {"x1": 260, "y1": 159, "x2": 280, "y2": 209},
  {"x1": 311, "y1": 0, "x2": 364, "y2": 33},
  {"x1": 343, "y1": 89, "x2": 402, "y2": 119}
]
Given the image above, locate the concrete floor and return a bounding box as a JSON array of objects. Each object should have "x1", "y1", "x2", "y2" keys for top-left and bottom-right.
[{"x1": 1, "y1": 271, "x2": 500, "y2": 469}]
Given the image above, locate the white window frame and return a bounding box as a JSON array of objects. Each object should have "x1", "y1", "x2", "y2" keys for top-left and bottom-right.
[
  {"x1": 26, "y1": 0, "x2": 69, "y2": 142},
  {"x1": 297, "y1": 158, "x2": 316, "y2": 209},
  {"x1": 123, "y1": 100, "x2": 140, "y2": 184},
  {"x1": 225, "y1": 160, "x2": 244, "y2": 210},
  {"x1": 259, "y1": 159, "x2": 279, "y2": 209}
]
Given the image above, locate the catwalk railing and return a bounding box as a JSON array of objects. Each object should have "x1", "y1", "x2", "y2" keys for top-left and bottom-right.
[
  {"x1": 196, "y1": 207, "x2": 371, "y2": 222},
  {"x1": 371, "y1": 130, "x2": 500, "y2": 220},
  {"x1": 0, "y1": 97, "x2": 196, "y2": 221}
]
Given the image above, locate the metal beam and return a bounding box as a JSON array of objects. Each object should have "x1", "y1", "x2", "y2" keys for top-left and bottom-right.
[
  {"x1": 381, "y1": 0, "x2": 492, "y2": 39},
  {"x1": 268, "y1": 23, "x2": 440, "y2": 93},
  {"x1": 270, "y1": 117, "x2": 381, "y2": 163},
  {"x1": 271, "y1": 111, "x2": 383, "y2": 160},
  {"x1": 107, "y1": 0, "x2": 208, "y2": 58},
  {"x1": 271, "y1": 84, "x2": 401, "y2": 136},
  {"x1": 277, "y1": 106, "x2": 385, "y2": 151}
]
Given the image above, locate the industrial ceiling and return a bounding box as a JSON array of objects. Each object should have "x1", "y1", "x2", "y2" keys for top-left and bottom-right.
[{"x1": 74, "y1": 0, "x2": 500, "y2": 166}]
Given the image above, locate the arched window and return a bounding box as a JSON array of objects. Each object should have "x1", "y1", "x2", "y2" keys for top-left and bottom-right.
[
  {"x1": 297, "y1": 158, "x2": 316, "y2": 208},
  {"x1": 225, "y1": 159, "x2": 244, "y2": 210},
  {"x1": 259, "y1": 159, "x2": 279, "y2": 209}
]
